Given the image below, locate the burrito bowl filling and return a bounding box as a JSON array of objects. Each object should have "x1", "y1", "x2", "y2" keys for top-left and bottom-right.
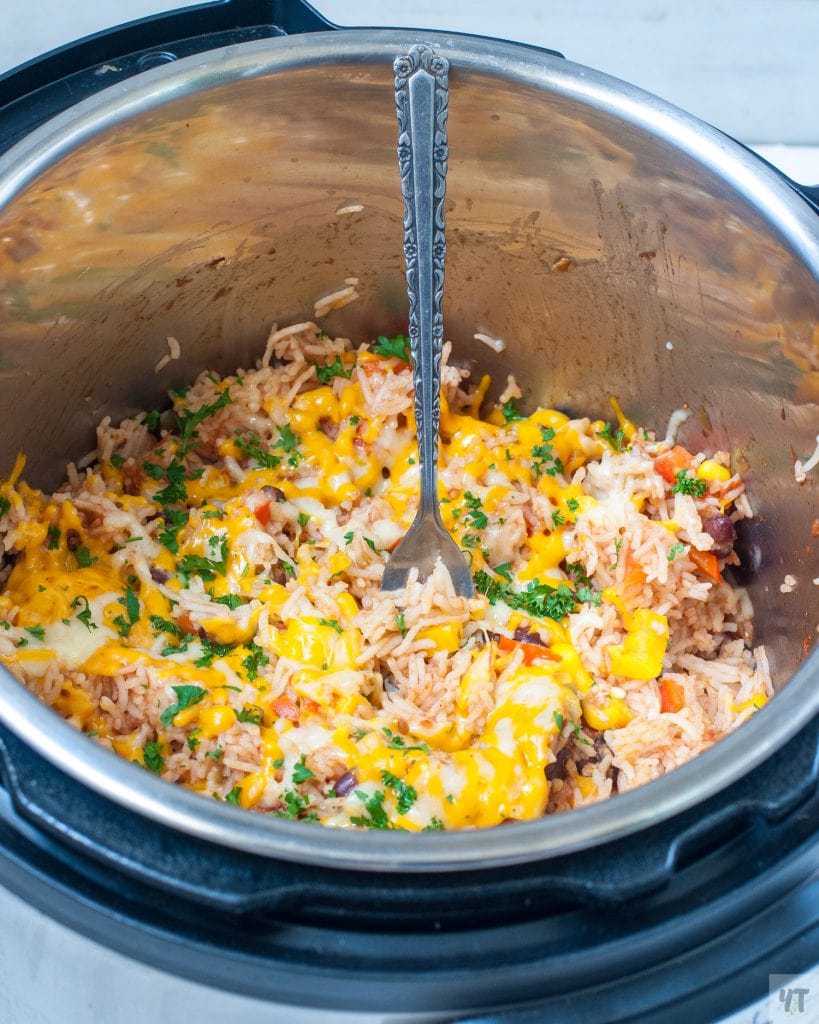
[{"x1": 0, "y1": 323, "x2": 771, "y2": 830}]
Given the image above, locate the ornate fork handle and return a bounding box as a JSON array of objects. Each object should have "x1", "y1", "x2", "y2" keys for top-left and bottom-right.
[{"x1": 394, "y1": 45, "x2": 449, "y2": 518}]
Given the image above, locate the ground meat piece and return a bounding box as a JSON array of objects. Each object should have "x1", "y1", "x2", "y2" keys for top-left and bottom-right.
[
  {"x1": 319, "y1": 418, "x2": 340, "y2": 441},
  {"x1": 65, "y1": 529, "x2": 81, "y2": 552}
]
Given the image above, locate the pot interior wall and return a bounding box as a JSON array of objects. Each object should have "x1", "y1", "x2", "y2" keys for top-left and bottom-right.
[{"x1": 0, "y1": 52, "x2": 816, "y2": 689}]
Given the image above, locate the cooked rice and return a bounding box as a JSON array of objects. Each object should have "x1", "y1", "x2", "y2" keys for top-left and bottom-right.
[{"x1": 0, "y1": 322, "x2": 772, "y2": 830}]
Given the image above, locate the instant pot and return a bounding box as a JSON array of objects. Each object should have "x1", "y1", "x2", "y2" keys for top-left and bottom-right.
[{"x1": 0, "y1": 1, "x2": 817, "y2": 1020}]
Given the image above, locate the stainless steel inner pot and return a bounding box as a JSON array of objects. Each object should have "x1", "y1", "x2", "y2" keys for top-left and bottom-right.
[{"x1": 0, "y1": 29, "x2": 816, "y2": 871}]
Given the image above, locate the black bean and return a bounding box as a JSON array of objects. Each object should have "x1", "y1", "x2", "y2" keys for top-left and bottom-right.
[
  {"x1": 65, "y1": 529, "x2": 81, "y2": 552},
  {"x1": 702, "y1": 514, "x2": 736, "y2": 557},
  {"x1": 150, "y1": 567, "x2": 170, "y2": 583},
  {"x1": 334, "y1": 770, "x2": 358, "y2": 797},
  {"x1": 513, "y1": 626, "x2": 545, "y2": 646}
]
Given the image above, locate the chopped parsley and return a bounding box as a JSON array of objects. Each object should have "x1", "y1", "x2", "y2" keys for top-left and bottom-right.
[
  {"x1": 566, "y1": 497, "x2": 580, "y2": 513},
  {"x1": 46, "y1": 525, "x2": 61, "y2": 550},
  {"x1": 178, "y1": 534, "x2": 229, "y2": 581},
  {"x1": 187, "y1": 730, "x2": 202, "y2": 752},
  {"x1": 343, "y1": 531, "x2": 354, "y2": 545},
  {"x1": 597, "y1": 421, "x2": 627, "y2": 452},
  {"x1": 363, "y1": 537, "x2": 377, "y2": 552},
  {"x1": 394, "y1": 613, "x2": 407, "y2": 637},
  {"x1": 350, "y1": 789, "x2": 391, "y2": 829},
  {"x1": 206, "y1": 746, "x2": 224, "y2": 762},
  {"x1": 552, "y1": 509, "x2": 566, "y2": 528},
  {"x1": 298, "y1": 512, "x2": 310, "y2": 528},
  {"x1": 315, "y1": 356, "x2": 352, "y2": 384},
  {"x1": 0, "y1": 497, "x2": 10, "y2": 518},
  {"x1": 152, "y1": 457, "x2": 189, "y2": 507},
  {"x1": 460, "y1": 491, "x2": 488, "y2": 530},
  {"x1": 473, "y1": 570, "x2": 578, "y2": 621},
  {"x1": 24, "y1": 625, "x2": 45, "y2": 641},
  {"x1": 292, "y1": 755, "x2": 316, "y2": 784},
  {"x1": 424, "y1": 817, "x2": 445, "y2": 831},
  {"x1": 113, "y1": 585, "x2": 140, "y2": 638},
  {"x1": 553, "y1": 711, "x2": 565, "y2": 730},
  {"x1": 225, "y1": 786, "x2": 242, "y2": 806},
  {"x1": 501, "y1": 397, "x2": 524, "y2": 423},
  {"x1": 160, "y1": 684, "x2": 208, "y2": 727},
  {"x1": 671, "y1": 470, "x2": 707, "y2": 497},
  {"x1": 667, "y1": 541, "x2": 686, "y2": 561},
  {"x1": 276, "y1": 789, "x2": 309, "y2": 819},
  {"x1": 236, "y1": 706, "x2": 263, "y2": 725},
  {"x1": 74, "y1": 545, "x2": 97, "y2": 568},
  {"x1": 194, "y1": 637, "x2": 234, "y2": 668},
  {"x1": 531, "y1": 426, "x2": 564, "y2": 478},
  {"x1": 234, "y1": 433, "x2": 281, "y2": 469},
  {"x1": 381, "y1": 770, "x2": 417, "y2": 814},
  {"x1": 71, "y1": 595, "x2": 98, "y2": 631},
  {"x1": 143, "y1": 741, "x2": 165, "y2": 774},
  {"x1": 383, "y1": 726, "x2": 430, "y2": 753},
  {"x1": 157, "y1": 508, "x2": 188, "y2": 554},
  {"x1": 372, "y1": 334, "x2": 411, "y2": 362},
  {"x1": 318, "y1": 618, "x2": 342, "y2": 634},
  {"x1": 212, "y1": 593, "x2": 242, "y2": 610},
  {"x1": 241, "y1": 642, "x2": 269, "y2": 681},
  {"x1": 176, "y1": 388, "x2": 232, "y2": 455}
]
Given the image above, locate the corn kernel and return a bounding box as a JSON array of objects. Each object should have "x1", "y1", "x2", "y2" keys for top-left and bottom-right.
[
  {"x1": 328, "y1": 552, "x2": 352, "y2": 576},
  {"x1": 199, "y1": 705, "x2": 237, "y2": 737},
  {"x1": 417, "y1": 622, "x2": 462, "y2": 653},
  {"x1": 336, "y1": 592, "x2": 359, "y2": 621},
  {"x1": 697, "y1": 459, "x2": 731, "y2": 483},
  {"x1": 582, "y1": 696, "x2": 633, "y2": 730}
]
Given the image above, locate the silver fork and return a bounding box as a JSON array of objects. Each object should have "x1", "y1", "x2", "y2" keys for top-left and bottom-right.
[{"x1": 381, "y1": 44, "x2": 474, "y2": 598}]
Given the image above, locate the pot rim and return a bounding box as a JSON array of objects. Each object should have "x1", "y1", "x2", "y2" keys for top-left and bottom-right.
[{"x1": 0, "y1": 28, "x2": 816, "y2": 871}]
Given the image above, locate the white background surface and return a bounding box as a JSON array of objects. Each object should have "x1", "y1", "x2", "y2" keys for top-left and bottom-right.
[
  {"x1": 1, "y1": 0, "x2": 819, "y2": 181},
  {"x1": 0, "y1": 3, "x2": 816, "y2": 1022}
]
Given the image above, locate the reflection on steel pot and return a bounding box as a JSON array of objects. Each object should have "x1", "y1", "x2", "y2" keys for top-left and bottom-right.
[{"x1": 0, "y1": 26, "x2": 816, "y2": 872}]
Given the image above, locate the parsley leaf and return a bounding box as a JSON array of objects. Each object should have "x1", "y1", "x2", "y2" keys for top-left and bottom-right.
[
  {"x1": 236, "y1": 706, "x2": 263, "y2": 725},
  {"x1": 160, "y1": 684, "x2": 208, "y2": 727},
  {"x1": 318, "y1": 618, "x2": 342, "y2": 634},
  {"x1": 667, "y1": 541, "x2": 686, "y2": 561},
  {"x1": 178, "y1": 534, "x2": 229, "y2": 581},
  {"x1": 24, "y1": 625, "x2": 45, "y2": 641},
  {"x1": 71, "y1": 595, "x2": 98, "y2": 631},
  {"x1": 157, "y1": 508, "x2": 188, "y2": 554},
  {"x1": 46, "y1": 525, "x2": 61, "y2": 550},
  {"x1": 382, "y1": 727, "x2": 430, "y2": 753},
  {"x1": 74, "y1": 545, "x2": 97, "y2": 568},
  {"x1": 473, "y1": 571, "x2": 578, "y2": 622},
  {"x1": 671, "y1": 470, "x2": 707, "y2": 497},
  {"x1": 225, "y1": 786, "x2": 242, "y2": 805},
  {"x1": 372, "y1": 334, "x2": 411, "y2": 362},
  {"x1": 596, "y1": 421, "x2": 627, "y2": 452},
  {"x1": 424, "y1": 817, "x2": 445, "y2": 831},
  {"x1": 143, "y1": 741, "x2": 165, "y2": 774},
  {"x1": 394, "y1": 613, "x2": 407, "y2": 637},
  {"x1": 176, "y1": 388, "x2": 232, "y2": 455},
  {"x1": 350, "y1": 789, "x2": 391, "y2": 829},
  {"x1": 501, "y1": 398, "x2": 524, "y2": 423},
  {"x1": 213, "y1": 593, "x2": 242, "y2": 609},
  {"x1": 292, "y1": 755, "x2": 315, "y2": 784},
  {"x1": 234, "y1": 433, "x2": 281, "y2": 469},
  {"x1": 381, "y1": 770, "x2": 417, "y2": 814},
  {"x1": 241, "y1": 642, "x2": 269, "y2": 681},
  {"x1": 315, "y1": 356, "x2": 352, "y2": 384}
]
